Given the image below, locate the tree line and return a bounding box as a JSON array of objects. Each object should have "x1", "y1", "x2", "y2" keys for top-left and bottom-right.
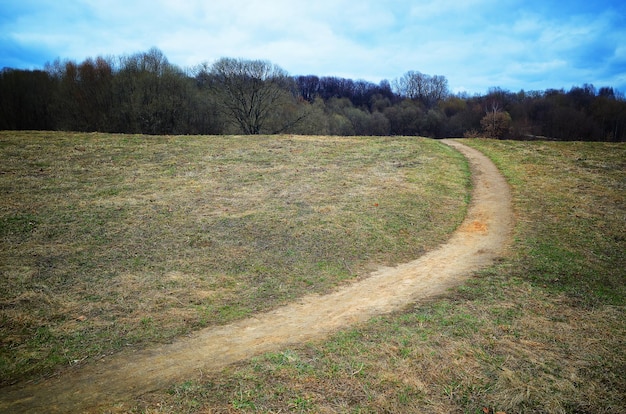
[{"x1": 1, "y1": 47, "x2": 625, "y2": 141}]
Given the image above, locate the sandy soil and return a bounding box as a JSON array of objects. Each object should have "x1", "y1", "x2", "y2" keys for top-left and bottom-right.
[{"x1": 0, "y1": 140, "x2": 514, "y2": 413}]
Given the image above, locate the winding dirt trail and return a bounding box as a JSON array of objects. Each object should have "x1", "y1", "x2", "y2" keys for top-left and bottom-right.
[{"x1": 0, "y1": 140, "x2": 514, "y2": 413}]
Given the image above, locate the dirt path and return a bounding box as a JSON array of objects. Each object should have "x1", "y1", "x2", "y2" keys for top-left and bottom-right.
[{"x1": 0, "y1": 140, "x2": 514, "y2": 413}]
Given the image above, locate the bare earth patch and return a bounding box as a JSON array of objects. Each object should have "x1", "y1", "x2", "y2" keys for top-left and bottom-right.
[{"x1": 0, "y1": 140, "x2": 514, "y2": 413}]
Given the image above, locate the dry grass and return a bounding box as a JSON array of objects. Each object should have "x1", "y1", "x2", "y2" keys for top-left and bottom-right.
[
  {"x1": 0, "y1": 131, "x2": 469, "y2": 386},
  {"x1": 130, "y1": 139, "x2": 625, "y2": 414}
]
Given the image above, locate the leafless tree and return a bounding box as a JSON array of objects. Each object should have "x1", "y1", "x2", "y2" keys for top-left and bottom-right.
[
  {"x1": 394, "y1": 71, "x2": 449, "y2": 108},
  {"x1": 207, "y1": 58, "x2": 306, "y2": 134}
]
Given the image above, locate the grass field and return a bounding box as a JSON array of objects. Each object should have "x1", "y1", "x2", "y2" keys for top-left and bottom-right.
[
  {"x1": 0, "y1": 131, "x2": 469, "y2": 387},
  {"x1": 1, "y1": 133, "x2": 624, "y2": 413},
  {"x1": 132, "y1": 138, "x2": 624, "y2": 414}
]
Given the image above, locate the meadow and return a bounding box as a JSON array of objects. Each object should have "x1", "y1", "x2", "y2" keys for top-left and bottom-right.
[
  {"x1": 0, "y1": 131, "x2": 468, "y2": 387},
  {"x1": 138, "y1": 138, "x2": 625, "y2": 413},
  {"x1": 1, "y1": 132, "x2": 624, "y2": 413}
]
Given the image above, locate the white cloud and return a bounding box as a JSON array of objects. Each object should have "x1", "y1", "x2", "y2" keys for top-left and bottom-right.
[
  {"x1": 2, "y1": 0, "x2": 625, "y2": 93},
  {"x1": 409, "y1": 0, "x2": 493, "y2": 20}
]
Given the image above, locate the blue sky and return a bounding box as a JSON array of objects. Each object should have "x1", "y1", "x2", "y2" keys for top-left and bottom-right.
[{"x1": 1, "y1": 0, "x2": 625, "y2": 94}]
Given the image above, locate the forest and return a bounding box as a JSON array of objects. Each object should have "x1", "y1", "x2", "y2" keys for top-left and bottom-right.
[{"x1": 1, "y1": 47, "x2": 625, "y2": 141}]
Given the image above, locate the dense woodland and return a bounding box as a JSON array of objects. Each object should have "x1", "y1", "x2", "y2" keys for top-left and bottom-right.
[{"x1": 1, "y1": 47, "x2": 625, "y2": 141}]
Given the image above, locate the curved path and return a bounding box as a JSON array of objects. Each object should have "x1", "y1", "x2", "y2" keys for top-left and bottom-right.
[{"x1": 0, "y1": 140, "x2": 514, "y2": 413}]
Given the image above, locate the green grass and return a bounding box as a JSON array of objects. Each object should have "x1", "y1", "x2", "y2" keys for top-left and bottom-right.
[
  {"x1": 131, "y1": 139, "x2": 625, "y2": 414},
  {"x1": 0, "y1": 131, "x2": 470, "y2": 386},
  {"x1": 471, "y1": 139, "x2": 625, "y2": 306}
]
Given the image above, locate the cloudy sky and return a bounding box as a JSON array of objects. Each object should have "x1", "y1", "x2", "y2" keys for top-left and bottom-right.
[{"x1": 2, "y1": 0, "x2": 625, "y2": 94}]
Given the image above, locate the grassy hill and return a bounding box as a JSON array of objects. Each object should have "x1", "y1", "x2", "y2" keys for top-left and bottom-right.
[
  {"x1": 1, "y1": 132, "x2": 624, "y2": 413},
  {"x1": 140, "y1": 138, "x2": 625, "y2": 413},
  {"x1": 0, "y1": 131, "x2": 469, "y2": 387}
]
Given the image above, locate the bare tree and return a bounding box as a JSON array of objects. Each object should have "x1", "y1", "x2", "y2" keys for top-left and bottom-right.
[
  {"x1": 394, "y1": 71, "x2": 449, "y2": 108},
  {"x1": 207, "y1": 58, "x2": 305, "y2": 134},
  {"x1": 481, "y1": 101, "x2": 512, "y2": 139}
]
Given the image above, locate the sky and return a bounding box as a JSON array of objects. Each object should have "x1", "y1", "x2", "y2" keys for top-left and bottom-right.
[{"x1": 1, "y1": 0, "x2": 625, "y2": 95}]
